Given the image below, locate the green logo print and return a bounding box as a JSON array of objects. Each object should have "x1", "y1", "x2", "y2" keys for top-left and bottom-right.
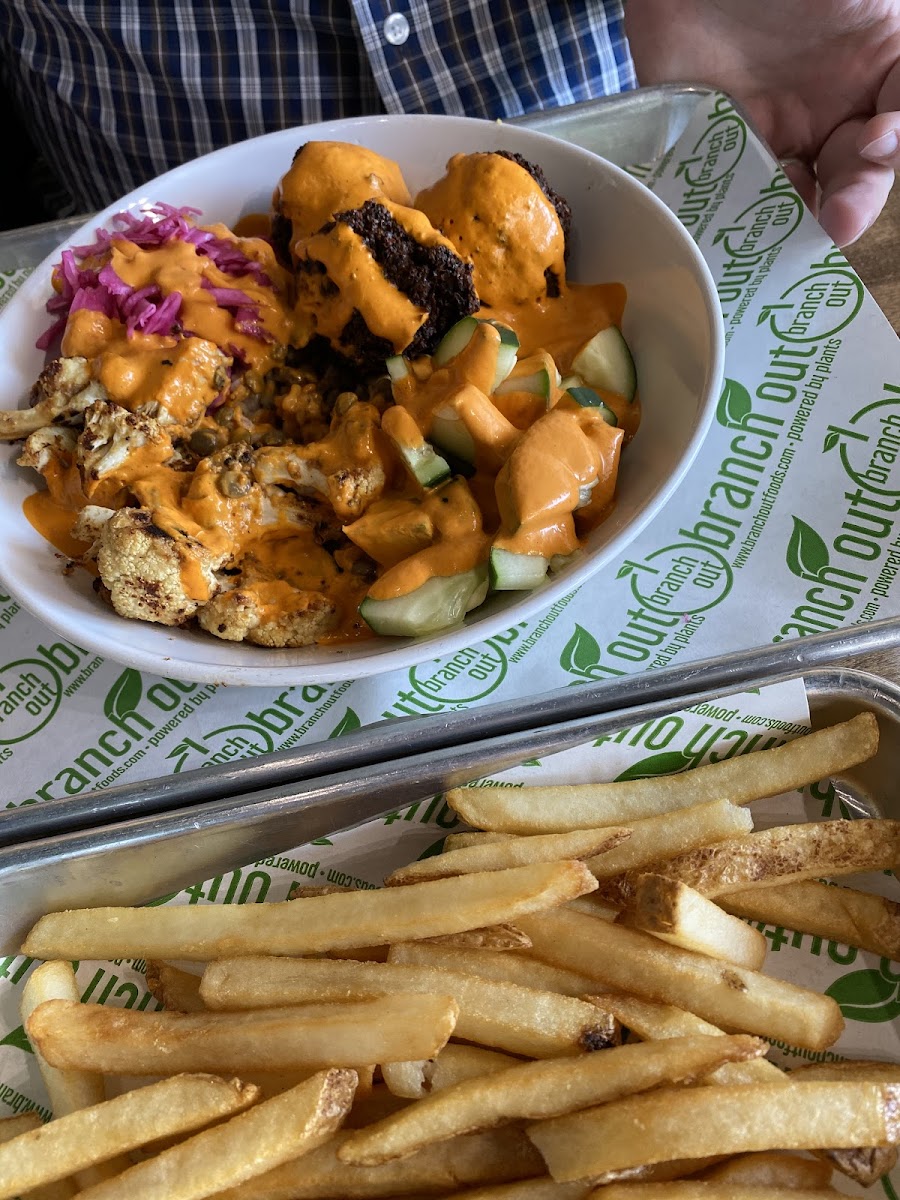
[
  {"x1": 614, "y1": 749, "x2": 703, "y2": 782},
  {"x1": 103, "y1": 667, "x2": 143, "y2": 724},
  {"x1": 785, "y1": 516, "x2": 831, "y2": 580},
  {"x1": 329, "y1": 708, "x2": 361, "y2": 738},
  {"x1": 560, "y1": 625, "x2": 605, "y2": 682},
  {"x1": 715, "y1": 378, "x2": 753, "y2": 429},
  {"x1": 825, "y1": 959, "x2": 900, "y2": 1023},
  {"x1": 0, "y1": 657, "x2": 62, "y2": 744},
  {"x1": 0, "y1": 1025, "x2": 32, "y2": 1053}
]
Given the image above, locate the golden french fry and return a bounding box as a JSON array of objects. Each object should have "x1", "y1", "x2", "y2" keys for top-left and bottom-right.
[
  {"x1": 210, "y1": 1126, "x2": 545, "y2": 1200},
  {"x1": 27, "y1": 994, "x2": 458, "y2": 1074},
  {"x1": 384, "y1": 941, "x2": 598, "y2": 996},
  {"x1": 437, "y1": 1181, "x2": 591, "y2": 1200},
  {"x1": 693, "y1": 1151, "x2": 835, "y2": 1189},
  {"x1": 615, "y1": 875, "x2": 767, "y2": 970},
  {"x1": 446, "y1": 715, "x2": 878, "y2": 832},
  {"x1": 72, "y1": 1070, "x2": 356, "y2": 1200},
  {"x1": 200, "y1": 955, "x2": 614, "y2": 1058},
  {"x1": 0, "y1": 1073, "x2": 259, "y2": 1200},
  {"x1": 21, "y1": 961, "x2": 131, "y2": 1188},
  {"x1": 424, "y1": 926, "x2": 533, "y2": 951},
  {"x1": 528, "y1": 1081, "x2": 900, "y2": 1180},
  {"x1": 582, "y1": 992, "x2": 785, "y2": 1086},
  {"x1": 719, "y1": 879, "x2": 900, "y2": 960},
  {"x1": 0, "y1": 1111, "x2": 42, "y2": 1141},
  {"x1": 603, "y1": 820, "x2": 900, "y2": 904},
  {"x1": 145, "y1": 962, "x2": 206, "y2": 1012},
  {"x1": 345, "y1": 1086, "x2": 412, "y2": 1130},
  {"x1": 787, "y1": 1059, "x2": 900, "y2": 1185},
  {"x1": 23, "y1": 862, "x2": 597, "y2": 961},
  {"x1": 382, "y1": 1044, "x2": 520, "y2": 1100},
  {"x1": 385, "y1": 829, "x2": 632, "y2": 885},
  {"x1": 585, "y1": 1185, "x2": 842, "y2": 1199},
  {"x1": 338, "y1": 1035, "x2": 765, "y2": 1166},
  {"x1": 515, "y1": 908, "x2": 843, "y2": 1051}
]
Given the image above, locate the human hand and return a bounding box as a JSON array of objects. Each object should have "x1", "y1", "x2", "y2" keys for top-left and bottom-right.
[{"x1": 625, "y1": 0, "x2": 900, "y2": 245}]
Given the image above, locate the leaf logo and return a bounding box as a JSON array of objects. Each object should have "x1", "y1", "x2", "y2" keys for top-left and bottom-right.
[
  {"x1": 616, "y1": 563, "x2": 634, "y2": 580},
  {"x1": 823, "y1": 430, "x2": 840, "y2": 453},
  {"x1": 560, "y1": 625, "x2": 603, "y2": 679},
  {"x1": 786, "y1": 516, "x2": 830, "y2": 580},
  {"x1": 757, "y1": 303, "x2": 791, "y2": 325},
  {"x1": 614, "y1": 749, "x2": 701, "y2": 782},
  {"x1": 825, "y1": 967, "x2": 900, "y2": 1023},
  {"x1": 0, "y1": 1024, "x2": 32, "y2": 1053},
  {"x1": 716, "y1": 378, "x2": 752, "y2": 429},
  {"x1": 417, "y1": 838, "x2": 447, "y2": 861},
  {"x1": 329, "y1": 708, "x2": 361, "y2": 739},
  {"x1": 104, "y1": 668, "x2": 143, "y2": 723}
]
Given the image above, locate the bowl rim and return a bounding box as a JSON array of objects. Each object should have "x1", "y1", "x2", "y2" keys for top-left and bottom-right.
[{"x1": 0, "y1": 111, "x2": 725, "y2": 686}]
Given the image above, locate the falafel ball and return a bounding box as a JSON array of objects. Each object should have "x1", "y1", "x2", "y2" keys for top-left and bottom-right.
[
  {"x1": 294, "y1": 198, "x2": 479, "y2": 369},
  {"x1": 415, "y1": 150, "x2": 572, "y2": 307},
  {"x1": 272, "y1": 141, "x2": 413, "y2": 265}
]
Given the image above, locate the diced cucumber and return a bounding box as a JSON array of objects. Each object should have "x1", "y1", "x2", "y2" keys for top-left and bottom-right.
[
  {"x1": 359, "y1": 564, "x2": 489, "y2": 637},
  {"x1": 432, "y1": 316, "x2": 480, "y2": 367},
  {"x1": 571, "y1": 326, "x2": 637, "y2": 401},
  {"x1": 429, "y1": 407, "x2": 476, "y2": 465},
  {"x1": 396, "y1": 441, "x2": 452, "y2": 488},
  {"x1": 559, "y1": 374, "x2": 583, "y2": 392},
  {"x1": 490, "y1": 547, "x2": 549, "y2": 591},
  {"x1": 432, "y1": 317, "x2": 520, "y2": 390},
  {"x1": 495, "y1": 352, "x2": 559, "y2": 400},
  {"x1": 549, "y1": 551, "x2": 579, "y2": 573},
  {"x1": 565, "y1": 386, "x2": 618, "y2": 426},
  {"x1": 386, "y1": 355, "x2": 409, "y2": 383}
]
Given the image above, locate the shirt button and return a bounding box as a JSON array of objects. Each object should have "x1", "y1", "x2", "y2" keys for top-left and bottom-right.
[{"x1": 383, "y1": 12, "x2": 410, "y2": 45}]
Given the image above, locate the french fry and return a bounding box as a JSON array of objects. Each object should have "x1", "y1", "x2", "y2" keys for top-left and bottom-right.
[
  {"x1": 527, "y1": 1081, "x2": 900, "y2": 1180},
  {"x1": 584, "y1": 1185, "x2": 842, "y2": 1199},
  {"x1": 72, "y1": 1070, "x2": 356, "y2": 1200},
  {"x1": 386, "y1": 942, "x2": 599, "y2": 996},
  {"x1": 382, "y1": 1044, "x2": 520, "y2": 1099},
  {"x1": 719, "y1": 879, "x2": 900, "y2": 960},
  {"x1": 384, "y1": 829, "x2": 632, "y2": 885},
  {"x1": 345, "y1": 1085, "x2": 412, "y2": 1129},
  {"x1": 692, "y1": 1151, "x2": 834, "y2": 1188},
  {"x1": 338, "y1": 1035, "x2": 766, "y2": 1166},
  {"x1": 210, "y1": 1126, "x2": 546, "y2": 1200},
  {"x1": 0, "y1": 1074, "x2": 259, "y2": 1200},
  {"x1": 424, "y1": 926, "x2": 533, "y2": 951},
  {"x1": 27, "y1": 994, "x2": 458, "y2": 1074},
  {"x1": 145, "y1": 962, "x2": 206, "y2": 1012},
  {"x1": 615, "y1": 876, "x2": 767, "y2": 970},
  {"x1": 23, "y1": 861, "x2": 597, "y2": 961},
  {"x1": 0, "y1": 1110, "x2": 42, "y2": 1140},
  {"x1": 200, "y1": 956, "x2": 615, "y2": 1058},
  {"x1": 601, "y1": 820, "x2": 900, "y2": 905},
  {"x1": 21, "y1": 961, "x2": 131, "y2": 1188},
  {"x1": 446, "y1": 714, "x2": 878, "y2": 832},
  {"x1": 437, "y1": 1182, "x2": 591, "y2": 1200},
  {"x1": 788, "y1": 1060, "x2": 900, "y2": 1185},
  {"x1": 0, "y1": 1111, "x2": 77, "y2": 1200},
  {"x1": 515, "y1": 908, "x2": 844, "y2": 1051},
  {"x1": 582, "y1": 992, "x2": 785, "y2": 1085}
]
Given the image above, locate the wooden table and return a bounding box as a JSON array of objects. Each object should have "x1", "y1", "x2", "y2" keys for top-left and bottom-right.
[{"x1": 839, "y1": 187, "x2": 900, "y2": 682}]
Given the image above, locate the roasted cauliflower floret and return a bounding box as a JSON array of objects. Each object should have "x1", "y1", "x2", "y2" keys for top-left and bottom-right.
[
  {"x1": 98, "y1": 336, "x2": 232, "y2": 428},
  {"x1": 253, "y1": 395, "x2": 387, "y2": 521},
  {"x1": 96, "y1": 507, "x2": 221, "y2": 626},
  {"x1": 78, "y1": 399, "x2": 174, "y2": 502},
  {"x1": 0, "y1": 356, "x2": 108, "y2": 441},
  {"x1": 71, "y1": 505, "x2": 115, "y2": 560},
  {"x1": 197, "y1": 583, "x2": 339, "y2": 647},
  {"x1": 16, "y1": 425, "x2": 78, "y2": 475}
]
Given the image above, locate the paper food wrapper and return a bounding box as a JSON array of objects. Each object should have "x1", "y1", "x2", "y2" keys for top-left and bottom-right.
[{"x1": 0, "y1": 92, "x2": 899, "y2": 1192}]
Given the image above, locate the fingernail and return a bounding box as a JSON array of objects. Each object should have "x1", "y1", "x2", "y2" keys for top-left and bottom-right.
[{"x1": 859, "y1": 130, "x2": 898, "y2": 160}]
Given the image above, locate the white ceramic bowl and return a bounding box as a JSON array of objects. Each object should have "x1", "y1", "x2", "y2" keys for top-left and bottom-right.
[{"x1": 0, "y1": 114, "x2": 723, "y2": 685}]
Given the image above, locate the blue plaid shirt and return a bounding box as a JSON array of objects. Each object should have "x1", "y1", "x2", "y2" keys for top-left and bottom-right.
[{"x1": 0, "y1": 0, "x2": 634, "y2": 212}]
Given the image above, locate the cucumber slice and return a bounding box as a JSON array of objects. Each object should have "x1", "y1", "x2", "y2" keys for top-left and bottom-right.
[
  {"x1": 432, "y1": 317, "x2": 519, "y2": 390},
  {"x1": 429, "y1": 408, "x2": 476, "y2": 465},
  {"x1": 559, "y1": 374, "x2": 583, "y2": 392},
  {"x1": 432, "y1": 316, "x2": 479, "y2": 367},
  {"x1": 549, "y1": 551, "x2": 579, "y2": 573},
  {"x1": 397, "y1": 441, "x2": 452, "y2": 488},
  {"x1": 495, "y1": 352, "x2": 559, "y2": 400},
  {"x1": 386, "y1": 355, "x2": 409, "y2": 383},
  {"x1": 571, "y1": 326, "x2": 637, "y2": 401},
  {"x1": 565, "y1": 386, "x2": 618, "y2": 426},
  {"x1": 490, "y1": 547, "x2": 549, "y2": 591},
  {"x1": 359, "y1": 565, "x2": 489, "y2": 637}
]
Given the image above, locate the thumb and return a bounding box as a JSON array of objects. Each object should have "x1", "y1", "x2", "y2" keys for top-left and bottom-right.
[{"x1": 857, "y1": 57, "x2": 900, "y2": 167}]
